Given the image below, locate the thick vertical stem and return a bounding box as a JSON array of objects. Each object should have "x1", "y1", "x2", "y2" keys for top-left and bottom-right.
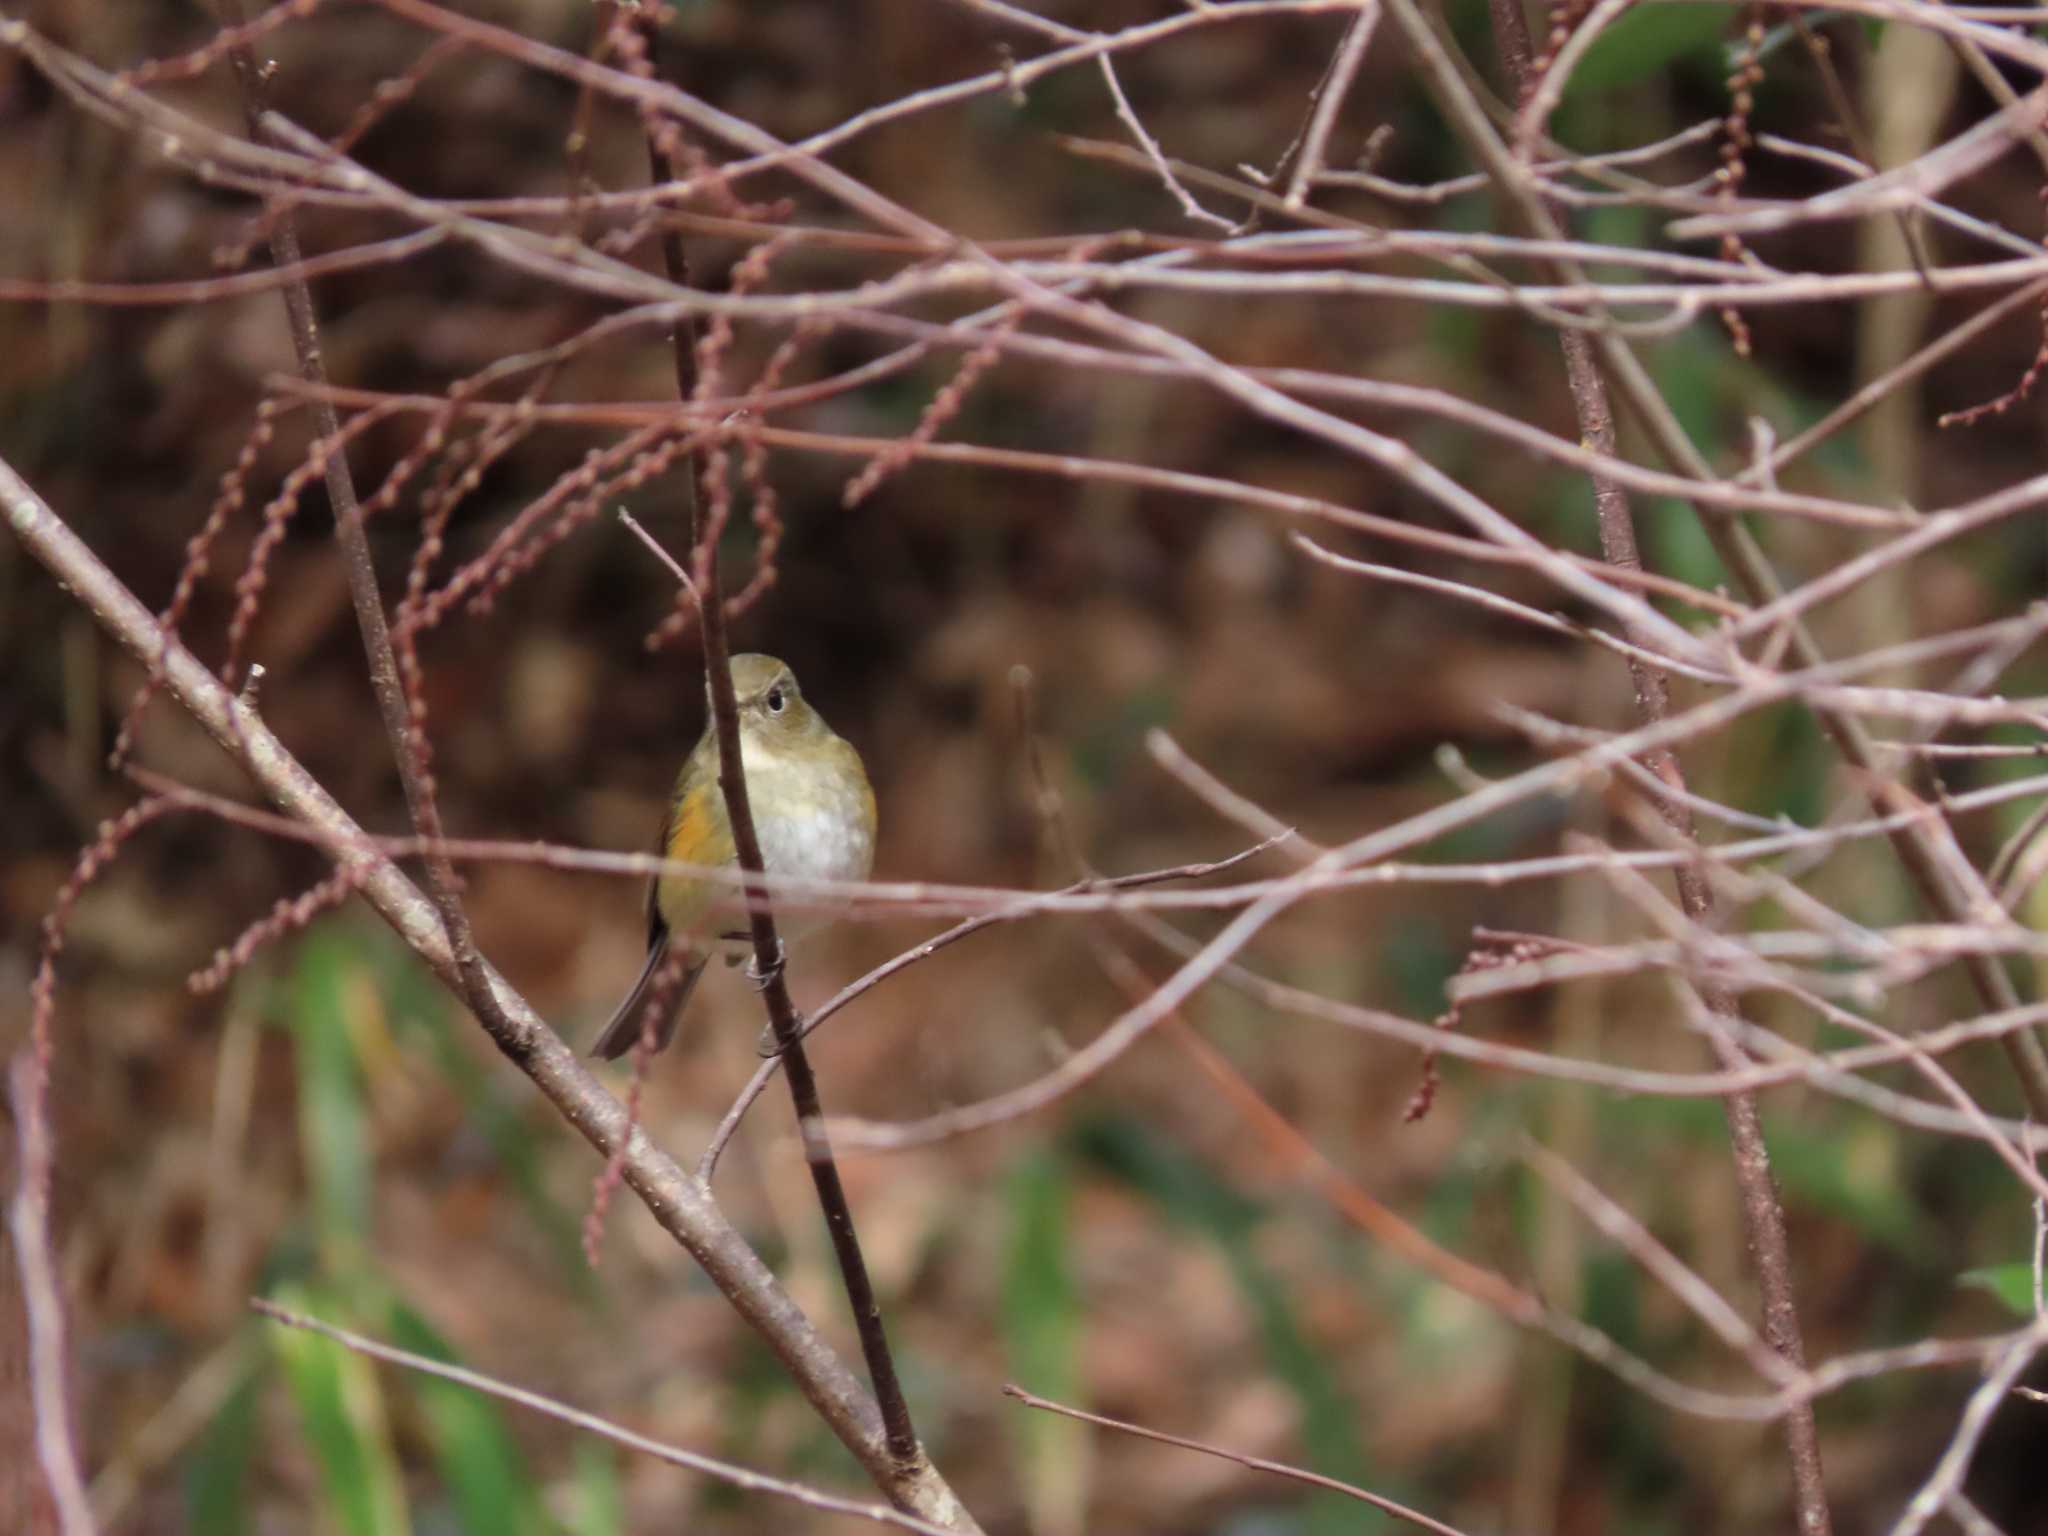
[
  {"x1": 632, "y1": 11, "x2": 922, "y2": 1477},
  {"x1": 1484, "y1": 4, "x2": 1833, "y2": 1531}
]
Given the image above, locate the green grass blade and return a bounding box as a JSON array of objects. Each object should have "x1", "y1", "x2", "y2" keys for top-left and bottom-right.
[
  {"x1": 566, "y1": 1439, "x2": 625, "y2": 1536},
  {"x1": 289, "y1": 934, "x2": 374, "y2": 1271},
  {"x1": 1003, "y1": 1149, "x2": 1088, "y2": 1536},
  {"x1": 268, "y1": 1283, "x2": 412, "y2": 1536},
  {"x1": 384, "y1": 1300, "x2": 551, "y2": 1536},
  {"x1": 183, "y1": 1350, "x2": 263, "y2": 1536}
]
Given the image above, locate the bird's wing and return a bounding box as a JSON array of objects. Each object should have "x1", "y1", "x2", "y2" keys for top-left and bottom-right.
[{"x1": 659, "y1": 730, "x2": 737, "y2": 943}]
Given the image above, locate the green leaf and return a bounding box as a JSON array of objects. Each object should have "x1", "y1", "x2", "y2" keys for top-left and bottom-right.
[
  {"x1": 1979, "y1": 734, "x2": 2048, "y2": 918},
  {"x1": 386, "y1": 1302, "x2": 550, "y2": 1536},
  {"x1": 1003, "y1": 1150, "x2": 1088, "y2": 1536},
  {"x1": 268, "y1": 1285, "x2": 411, "y2": 1536},
  {"x1": 1961, "y1": 1262, "x2": 2041, "y2": 1318},
  {"x1": 184, "y1": 1350, "x2": 263, "y2": 1536},
  {"x1": 1609, "y1": 1105, "x2": 1926, "y2": 1256},
  {"x1": 1382, "y1": 920, "x2": 1460, "y2": 1021},
  {"x1": 1540, "y1": 474, "x2": 1601, "y2": 558},
  {"x1": 289, "y1": 934, "x2": 374, "y2": 1270},
  {"x1": 1749, "y1": 704, "x2": 1829, "y2": 826},
  {"x1": 1004, "y1": 1152, "x2": 1079, "y2": 1394},
  {"x1": 1645, "y1": 498, "x2": 1728, "y2": 597},
  {"x1": 1562, "y1": 3, "x2": 1740, "y2": 97},
  {"x1": 1642, "y1": 331, "x2": 1736, "y2": 597},
  {"x1": 1767, "y1": 1122, "x2": 1924, "y2": 1255},
  {"x1": 566, "y1": 1440, "x2": 625, "y2": 1536}
]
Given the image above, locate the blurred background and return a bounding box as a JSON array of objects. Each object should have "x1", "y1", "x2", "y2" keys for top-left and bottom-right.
[{"x1": 7, "y1": 1, "x2": 2048, "y2": 1532}]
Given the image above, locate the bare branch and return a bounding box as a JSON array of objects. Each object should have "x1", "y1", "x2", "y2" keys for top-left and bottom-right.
[
  {"x1": 1004, "y1": 1384, "x2": 1475, "y2": 1536},
  {"x1": 8, "y1": 1058, "x2": 97, "y2": 1536},
  {"x1": 0, "y1": 455, "x2": 974, "y2": 1528},
  {"x1": 249, "y1": 1301, "x2": 962, "y2": 1536}
]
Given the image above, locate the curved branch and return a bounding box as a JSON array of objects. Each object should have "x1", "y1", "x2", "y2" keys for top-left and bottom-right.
[{"x1": 0, "y1": 455, "x2": 978, "y2": 1532}]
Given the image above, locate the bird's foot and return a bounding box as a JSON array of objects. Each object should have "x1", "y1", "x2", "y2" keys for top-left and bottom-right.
[
  {"x1": 742, "y1": 938, "x2": 787, "y2": 992},
  {"x1": 755, "y1": 1009, "x2": 810, "y2": 1059}
]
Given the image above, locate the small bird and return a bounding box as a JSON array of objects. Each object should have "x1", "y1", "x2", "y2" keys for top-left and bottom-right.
[{"x1": 592, "y1": 654, "x2": 876, "y2": 1060}]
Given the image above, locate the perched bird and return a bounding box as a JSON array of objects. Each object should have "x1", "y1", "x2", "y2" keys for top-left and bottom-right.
[{"x1": 592, "y1": 654, "x2": 876, "y2": 1060}]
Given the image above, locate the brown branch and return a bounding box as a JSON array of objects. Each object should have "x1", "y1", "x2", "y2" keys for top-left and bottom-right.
[
  {"x1": 1282, "y1": 4, "x2": 1382, "y2": 210},
  {"x1": 1161, "y1": 1009, "x2": 1540, "y2": 1324},
  {"x1": 628, "y1": 7, "x2": 924, "y2": 1481},
  {"x1": 213, "y1": 0, "x2": 517, "y2": 1076},
  {"x1": 1489, "y1": 4, "x2": 1832, "y2": 1520},
  {"x1": 0, "y1": 454, "x2": 974, "y2": 1529},
  {"x1": 1003, "y1": 1385, "x2": 1474, "y2": 1536},
  {"x1": 249, "y1": 1301, "x2": 961, "y2": 1536},
  {"x1": 15, "y1": 7, "x2": 2048, "y2": 1528},
  {"x1": 1408, "y1": 0, "x2": 2048, "y2": 1130},
  {"x1": 696, "y1": 837, "x2": 1289, "y2": 1182},
  {"x1": 7, "y1": 1058, "x2": 96, "y2": 1536},
  {"x1": 1889, "y1": 1321, "x2": 2048, "y2": 1536},
  {"x1": 133, "y1": 758, "x2": 2048, "y2": 1145},
  {"x1": 268, "y1": 340, "x2": 1901, "y2": 540},
  {"x1": 1155, "y1": 998, "x2": 1836, "y2": 1426}
]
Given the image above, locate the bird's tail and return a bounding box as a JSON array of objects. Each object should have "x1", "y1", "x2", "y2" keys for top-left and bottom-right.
[{"x1": 591, "y1": 934, "x2": 708, "y2": 1060}]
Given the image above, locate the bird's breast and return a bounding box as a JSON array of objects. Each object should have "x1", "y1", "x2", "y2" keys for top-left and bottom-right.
[{"x1": 742, "y1": 741, "x2": 876, "y2": 887}]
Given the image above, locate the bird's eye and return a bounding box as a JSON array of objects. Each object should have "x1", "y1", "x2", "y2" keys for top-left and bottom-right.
[{"x1": 766, "y1": 685, "x2": 787, "y2": 715}]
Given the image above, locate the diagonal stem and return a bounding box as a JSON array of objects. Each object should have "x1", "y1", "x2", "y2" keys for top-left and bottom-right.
[
  {"x1": 124, "y1": 1, "x2": 948, "y2": 1515},
  {"x1": 215, "y1": 0, "x2": 507, "y2": 1041},
  {"x1": 252, "y1": 1300, "x2": 960, "y2": 1536},
  {"x1": 0, "y1": 453, "x2": 977, "y2": 1528}
]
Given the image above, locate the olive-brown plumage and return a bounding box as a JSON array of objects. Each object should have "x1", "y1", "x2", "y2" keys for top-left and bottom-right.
[{"x1": 593, "y1": 655, "x2": 875, "y2": 1059}]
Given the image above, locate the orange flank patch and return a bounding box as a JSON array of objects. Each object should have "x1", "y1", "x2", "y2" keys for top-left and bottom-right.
[{"x1": 658, "y1": 784, "x2": 731, "y2": 936}]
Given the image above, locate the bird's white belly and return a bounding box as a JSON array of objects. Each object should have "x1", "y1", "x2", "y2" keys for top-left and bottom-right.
[
  {"x1": 756, "y1": 798, "x2": 873, "y2": 884},
  {"x1": 742, "y1": 742, "x2": 873, "y2": 942}
]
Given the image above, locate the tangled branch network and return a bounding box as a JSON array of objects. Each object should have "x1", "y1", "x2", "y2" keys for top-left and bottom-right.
[{"x1": 11, "y1": 0, "x2": 2048, "y2": 1531}]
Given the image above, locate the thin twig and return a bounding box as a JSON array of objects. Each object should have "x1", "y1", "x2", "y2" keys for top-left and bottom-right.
[
  {"x1": 1097, "y1": 55, "x2": 1235, "y2": 230},
  {"x1": 249, "y1": 1301, "x2": 960, "y2": 1536},
  {"x1": 1521, "y1": 1140, "x2": 1790, "y2": 1382},
  {"x1": 214, "y1": 0, "x2": 532, "y2": 1143},
  {"x1": 1281, "y1": 3, "x2": 1380, "y2": 209},
  {"x1": 697, "y1": 836, "x2": 1287, "y2": 1182},
  {"x1": 1002, "y1": 1385, "x2": 1474, "y2": 1536},
  {"x1": 0, "y1": 454, "x2": 973, "y2": 1528},
  {"x1": 1406, "y1": 0, "x2": 2048, "y2": 1131},
  {"x1": 8, "y1": 1057, "x2": 97, "y2": 1536},
  {"x1": 1886, "y1": 1322, "x2": 2048, "y2": 1536},
  {"x1": 1495, "y1": 0, "x2": 1833, "y2": 1523},
  {"x1": 617, "y1": 504, "x2": 701, "y2": 602}
]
